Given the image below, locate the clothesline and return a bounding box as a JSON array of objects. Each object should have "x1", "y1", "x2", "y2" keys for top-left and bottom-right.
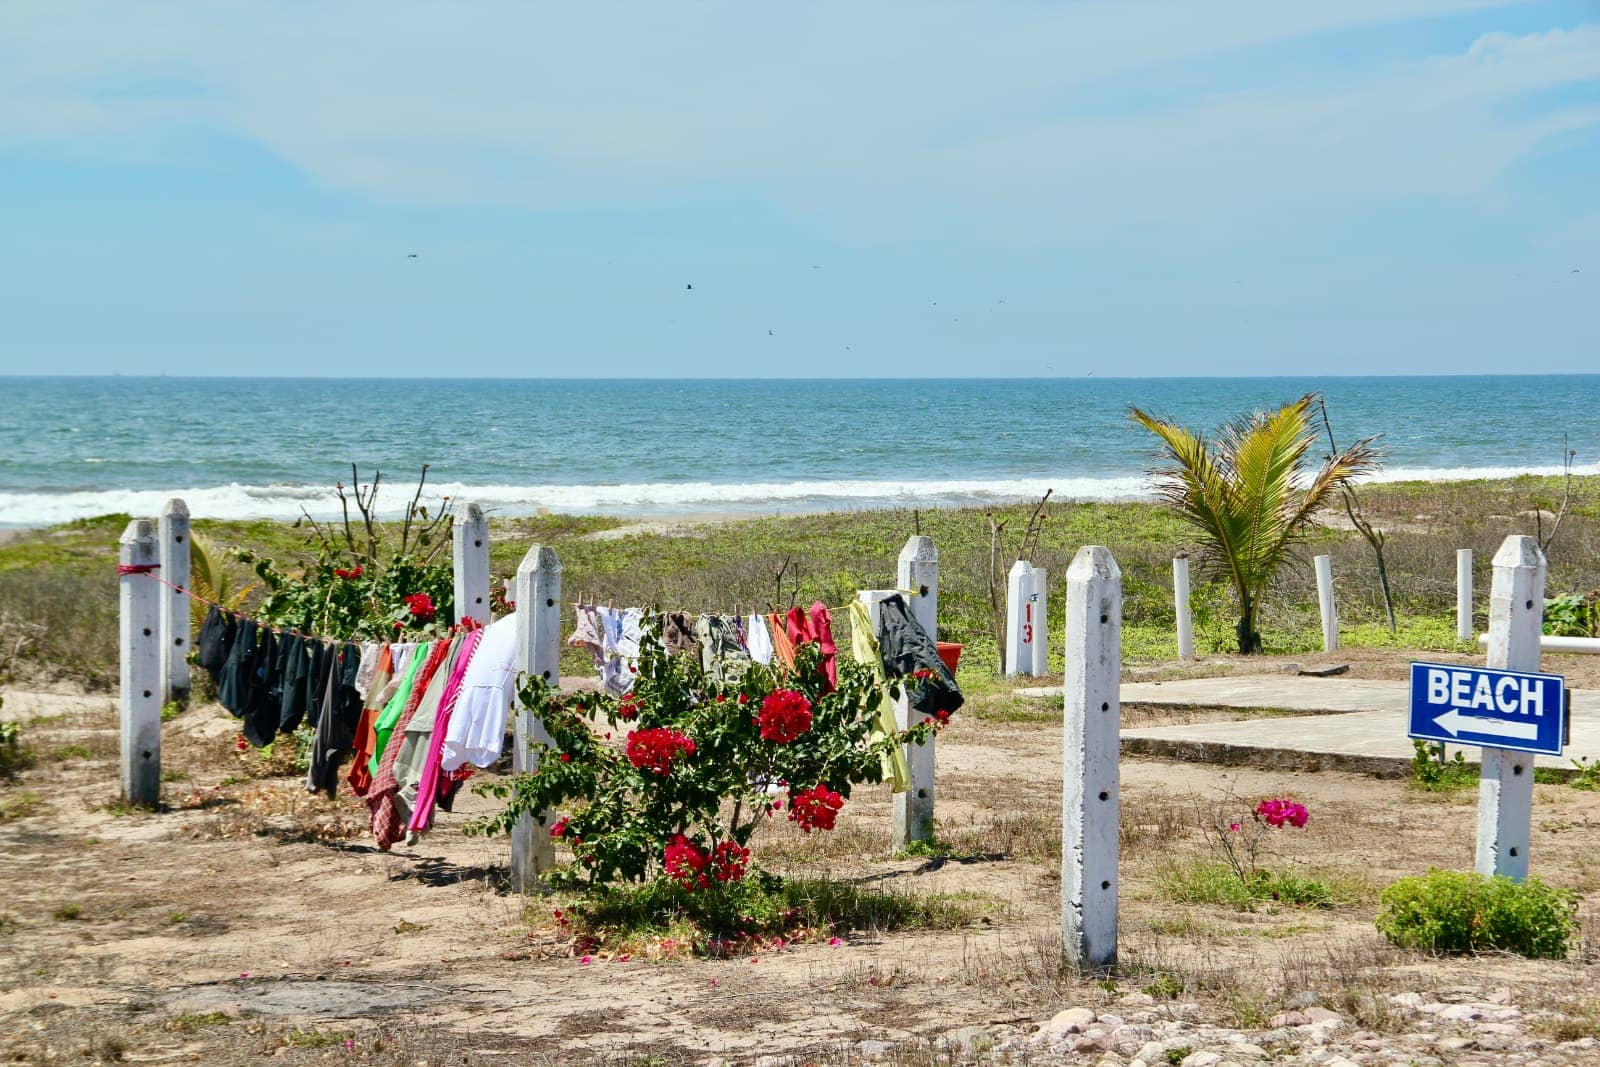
[{"x1": 563, "y1": 588, "x2": 923, "y2": 617}]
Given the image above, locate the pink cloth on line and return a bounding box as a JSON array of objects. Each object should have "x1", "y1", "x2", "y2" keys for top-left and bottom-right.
[{"x1": 407, "y1": 628, "x2": 483, "y2": 834}]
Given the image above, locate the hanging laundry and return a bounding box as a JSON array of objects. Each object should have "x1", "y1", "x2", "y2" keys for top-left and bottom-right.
[
  {"x1": 369, "y1": 639, "x2": 451, "y2": 779},
  {"x1": 765, "y1": 612, "x2": 798, "y2": 670},
  {"x1": 875, "y1": 594, "x2": 963, "y2": 718},
  {"x1": 846, "y1": 599, "x2": 910, "y2": 792},
  {"x1": 786, "y1": 601, "x2": 838, "y2": 692},
  {"x1": 366, "y1": 633, "x2": 460, "y2": 851},
  {"x1": 346, "y1": 644, "x2": 399, "y2": 798},
  {"x1": 196, "y1": 606, "x2": 236, "y2": 680},
  {"x1": 598, "y1": 606, "x2": 642, "y2": 695},
  {"x1": 696, "y1": 613, "x2": 751, "y2": 683},
  {"x1": 744, "y1": 612, "x2": 774, "y2": 666},
  {"x1": 305, "y1": 642, "x2": 364, "y2": 798},
  {"x1": 216, "y1": 618, "x2": 260, "y2": 720},
  {"x1": 568, "y1": 604, "x2": 605, "y2": 670},
  {"x1": 240, "y1": 627, "x2": 281, "y2": 749},
  {"x1": 660, "y1": 611, "x2": 701, "y2": 658},
  {"x1": 353, "y1": 641, "x2": 383, "y2": 701},
  {"x1": 404, "y1": 627, "x2": 482, "y2": 833},
  {"x1": 439, "y1": 614, "x2": 520, "y2": 772},
  {"x1": 274, "y1": 634, "x2": 313, "y2": 734},
  {"x1": 350, "y1": 642, "x2": 431, "y2": 796}
]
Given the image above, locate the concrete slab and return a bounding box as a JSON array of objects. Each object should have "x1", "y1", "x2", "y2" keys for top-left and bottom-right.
[{"x1": 1121, "y1": 699, "x2": 1600, "y2": 777}]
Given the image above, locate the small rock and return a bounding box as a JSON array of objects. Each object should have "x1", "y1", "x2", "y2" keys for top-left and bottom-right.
[
  {"x1": 1287, "y1": 990, "x2": 1319, "y2": 1008},
  {"x1": 1136, "y1": 1041, "x2": 1167, "y2": 1062},
  {"x1": 1045, "y1": 1006, "x2": 1098, "y2": 1035},
  {"x1": 1322, "y1": 1058, "x2": 1360, "y2": 1067},
  {"x1": 1099, "y1": 1012, "x2": 1126, "y2": 1027},
  {"x1": 1488, "y1": 986, "x2": 1512, "y2": 1005},
  {"x1": 1304, "y1": 1007, "x2": 1343, "y2": 1026},
  {"x1": 1122, "y1": 992, "x2": 1157, "y2": 1007},
  {"x1": 1227, "y1": 1042, "x2": 1267, "y2": 1059},
  {"x1": 1268, "y1": 1011, "x2": 1311, "y2": 1028},
  {"x1": 1563, "y1": 1036, "x2": 1599, "y2": 1050},
  {"x1": 1389, "y1": 992, "x2": 1426, "y2": 1010},
  {"x1": 1478, "y1": 1022, "x2": 1521, "y2": 1035},
  {"x1": 1418, "y1": 1001, "x2": 1450, "y2": 1015},
  {"x1": 853, "y1": 1040, "x2": 891, "y2": 1058},
  {"x1": 939, "y1": 1026, "x2": 990, "y2": 1053},
  {"x1": 1439, "y1": 1005, "x2": 1482, "y2": 1022},
  {"x1": 1435, "y1": 1036, "x2": 1476, "y2": 1052},
  {"x1": 1180, "y1": 1053, "x2": 1223, "y2": 1067},
  {"x1": 1254, "y1": 1029, "x2": 1293, "y2": 1046}
]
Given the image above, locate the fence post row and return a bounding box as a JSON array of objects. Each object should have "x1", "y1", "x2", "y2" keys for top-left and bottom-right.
[
  {"x1": 1061, "y1": 545, "x2": 1121, "y2": 973},
  {"x1": 119, "y1": 519, "x2": 162, "y2": 807},
  {"x1": 158, "y1": 498, "x2": 191, "y2": 704},
  {"x1": 1476, "y1": 535, "x2": 1545, "y2": 882},
  {"x1": 893, "y1": 536, "x2": 939, "y2": 849},
  {"x1": 453, "y1": 502, "x2": 491, "y2": 626},
  {"x1": 1457, "y1": 548, "x2": 1474, "y2": 642},
  {"x1": 1172, "y1": 555, "x2": 1194, "y2": 661},
  {"x1": 1005, "y1": 559, "x2": 1035, "y2": 678},
  {"x1": 1314, "y1": 553, "x2": 1338, "y2": 653}
]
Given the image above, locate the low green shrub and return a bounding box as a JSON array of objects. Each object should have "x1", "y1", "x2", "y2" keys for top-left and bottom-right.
[
  {"x1": 1409, "y1": 740, "x2": 1476, "y2": 792},
  {"x1": 1375, "y1": 868, "x2": 1577, "y2": 958}
]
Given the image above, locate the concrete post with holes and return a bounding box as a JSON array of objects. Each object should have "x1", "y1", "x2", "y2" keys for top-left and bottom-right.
[
  {"x1": 119, "y1": 519, "x2": 162, "y2": 807},
  {"x1": 453, "y1": 502, "x2": 491, "y2": 626},
  {"x1": 1030, "y1": 566, "x2": 1048, "y2": 676},
  {"x1": 895, "y1": 536, "x2": 938, "y2": 848},
  {"x1": 1062, "y1": 545, "x2": 1120, "y2": 973},
  {"x1": 1457, "y1": 548, "x2": 1474, "y2": 643},
  {"x1": 1004, "y1": 559, "x2": 1035, "y2": 677},
  {"x1": 1476, "y1": 535, "x2": 1546, "y2": 882},
  {"x1": 158, "y1": 498, "x2": 191, "y2": 704},
  {"x1": 512, "y1": 544, "x2": 561, "y2": 892},
  {"x1": 1315, "y1": 554, "x2": 1338, "y2": 652},
  {"x1": 1173, "y1": 555, "x2": 1194, "y2": 661}
]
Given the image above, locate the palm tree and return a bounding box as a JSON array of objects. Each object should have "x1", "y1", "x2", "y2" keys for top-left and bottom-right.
[{"x1": 1130, "y1": 393, "x2": 1380, "y2": 654}]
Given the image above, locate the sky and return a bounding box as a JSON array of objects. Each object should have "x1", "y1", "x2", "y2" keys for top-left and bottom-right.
[{"x1": 1, "y1": 1, "x2": 1596, "y2": 378}]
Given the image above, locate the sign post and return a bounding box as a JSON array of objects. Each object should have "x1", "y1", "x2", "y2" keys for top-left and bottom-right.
[{"x1": 1407, "y1": 535, "x2": 1551, "y2": 882}]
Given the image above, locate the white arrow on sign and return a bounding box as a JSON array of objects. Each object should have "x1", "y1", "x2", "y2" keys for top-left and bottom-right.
[{"x1": 1434, "y1": 708, "x2": 1539, "y2": 742}]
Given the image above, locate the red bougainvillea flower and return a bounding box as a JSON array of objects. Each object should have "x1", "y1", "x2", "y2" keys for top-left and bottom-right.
[
  {"x1": 333, "y1": 565, "x2": 364, "y2": 579},
  {"x1": 627, "y1": 728, "x2": 696, "y2": 775},
  {"x1": 664, "y1": 834, "x2": 711, "y2": 891},
  {"x1": 549, "y1": 816, "x2": 569, "y2": 838},
  {"x1": 758, "y1": 689, "x2": 813, "y2": 744},
  {"x1": 711, "y1": 840, "x2": 750, "y2": 883},
  {"x1": 788, "y1": 783, "x2": 845, "y2": 833},
  {"x1": 616, "y1": 694, "x2": 639, "y2": 721},
  {"x1": 913, "y1": 668, "x2": 935, "y2": 680},
  {"x1": 559, "y1": 753, "x2": 571, "y2": 763},
  {"x1": 405, "y1": 593, "x2": 436, "y2": 620},
  {"x1": 737, "y1": 693, "x2": 750, "y2": 705},
  {"x1": 930, "y1": 709, "x2": 952, "y2": 726},
  {"x1": 1254, "y1": 798, "x2": 1309, "y2": 829}
]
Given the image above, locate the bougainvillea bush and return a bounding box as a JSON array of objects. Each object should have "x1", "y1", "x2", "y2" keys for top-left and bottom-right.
[{"x1": 471, "y1": 615, "x2": 937, "y2": 922}]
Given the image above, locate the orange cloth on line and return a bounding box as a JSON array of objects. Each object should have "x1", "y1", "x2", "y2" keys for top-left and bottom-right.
[
  {"x1": 345, "y1": 645, "x2": 395, "y2": 798},
  {"x1": 765, "y1": 613, "x2": 798, "y2": 669}
]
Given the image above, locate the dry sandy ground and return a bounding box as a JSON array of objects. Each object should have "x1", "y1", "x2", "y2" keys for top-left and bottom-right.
[{"x1": 3, "y1": 653, "x2": 1600, "y2": 1064}]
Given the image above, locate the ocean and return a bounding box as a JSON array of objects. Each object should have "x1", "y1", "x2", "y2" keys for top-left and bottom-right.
[{"x1": 2, "y1": 375, "x2": 1596, "y2": 527}]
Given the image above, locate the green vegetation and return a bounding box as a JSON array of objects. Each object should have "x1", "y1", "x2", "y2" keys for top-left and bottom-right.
[
  {"x1": 2, "y1": 473, "x2": 1597, "y2": 687},
  {"x1": 1409, "y1": 740, "x2": 1477, "y2": 793},
  {"x1": 1375, "y1": 869, "x2": 1578, "y2": 958},
  {"x1": 1155, "y1": 859, "x2": 1355, "y2": 911},
  {"x1": 545, "y1": 873, "x2": 991, "y2": 958},
  {"x1": 1545, "y1": 592, "x2": 1599, "y2": 637},
  {"x1": 1131, "y1": 393, "x2": 1379, "y2": 653},
  {"x1": 0, "y1": 789, "x2": 43, "y2": 822},
  {"x1": 167, "y1": 1011, "x2": 231, "y2": 1032},
  {"x1": 51, "y1": 902, "x2": 83, "y2": 921},
  {"x1": 0, "y1": 720, "x2": 34, "y2": 779}
]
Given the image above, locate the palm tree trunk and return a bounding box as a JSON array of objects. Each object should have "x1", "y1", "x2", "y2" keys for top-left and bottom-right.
[{"x1": 1235, "y1": 593, "x2": 1263, "y2": 655}]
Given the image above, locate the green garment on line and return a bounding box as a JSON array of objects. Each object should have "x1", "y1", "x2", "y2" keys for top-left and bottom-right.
[
  {"x1": 368, "y1": 645, "x2": 430, "y2": 778},
  {"x1": 847, "y1": 599, "x2": 910, "y2": 793}
]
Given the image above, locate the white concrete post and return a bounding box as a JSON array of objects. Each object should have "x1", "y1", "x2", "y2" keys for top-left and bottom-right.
[
  {"x1": 1030, "y1": 566, "x2": 1049, "y2": 676},
  {"x1": 1004, "y1": 559, "x2": 1035, "y2": 677},
  {"x1": 158, "y1": 498, "x2": 191, "y2": 704},
  {"x1": 1476, "y1": 535, "x2": 1546, "y2": 882},
  {"x1": 1457, "y1": 548, "x2": 1474, "y2": 643},
  {"x1": 119, "y1": 519, "x2": 162, "y2": 807},
  {"x1": 1173, "y1": 555, "x2": 1194, "y2": 661},
  {"x1": 453, "y1": 502, "x2": 491, "y2": 626},
  {"x1": 1062, "y1": 545, "x2": 1121, "y2": 973},
  {"x1": 895, "y1": 536, "x2": 938, "y2": 848},
  {"x1": 512, "y1": 544, "x2": 561, "y2": 892},
  {"x1": 1314, "y1": 554, "x2": 1338, "y2": 652}
]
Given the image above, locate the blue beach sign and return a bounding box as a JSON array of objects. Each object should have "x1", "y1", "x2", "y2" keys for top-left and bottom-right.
[{"x1": 1408, "y1": 662, "x2": 1566, "y2": 757}]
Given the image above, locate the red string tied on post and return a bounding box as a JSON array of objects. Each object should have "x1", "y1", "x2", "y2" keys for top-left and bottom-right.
[{"x1": 116, "y1": 563, "x2": 161, "y2": 576}]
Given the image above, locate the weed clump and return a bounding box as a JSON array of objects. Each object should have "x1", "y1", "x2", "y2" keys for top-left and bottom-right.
[{"x1": 1375, "y1": 868, "x2": 1577, "y2": 958}]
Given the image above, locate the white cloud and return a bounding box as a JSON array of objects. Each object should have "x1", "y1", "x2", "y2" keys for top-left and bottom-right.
[{"x1": 0, "y1": 0, "x2": 1593, "y2": 243}]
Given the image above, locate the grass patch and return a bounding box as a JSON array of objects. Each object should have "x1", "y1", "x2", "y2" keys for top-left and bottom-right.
[
  {"x1": 1375, "y1": 868, "x2": 1578, "y2": 958},
  {"x1": 1408, "y1": 740, "x2": 1478, "y2": 793},
  {"x1": 167, "y1": 1011, "x2": 231, "y2": 1033},
  {"x1": 283, "y1": 1029, "x2": 344, "y2": 1049},
  {"x1": 50, "y1": 743, "x2": 93, "y2": 761},
  {"x1": 543, "y1": 873, "x2": 991, "y2": 958},
  {"x1": 1532, "y1": 1000, "x2": 1600, "y2": 1043},
  {"x1": 1155, "y1": 859, "x2": 1363, "y2": 911},
  {"x1": 0, "y1": 789, "x2": 44, "y2": 822},
  {"x1": 52, "y1": 902, "x2": 83, "y2": 921}
]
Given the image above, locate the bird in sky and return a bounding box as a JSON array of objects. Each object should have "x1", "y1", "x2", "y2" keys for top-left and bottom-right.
[
  {"x1": 685, "y1": 283, "x2": 694, "y2": 290},
  {"x1": 407, "y1": 253, "x2": 418, "y2": 258}
]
